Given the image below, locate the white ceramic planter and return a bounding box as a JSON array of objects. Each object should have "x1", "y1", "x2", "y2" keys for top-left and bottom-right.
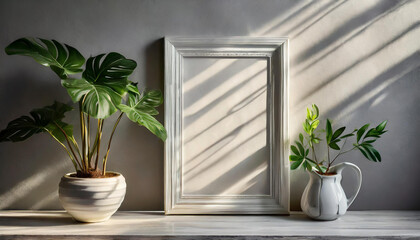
[
  {"x1": 301, "y1": 162, "x2": 362, "y2": 221},
  {"x1": 58, "y1": 172, "x2": 126, "y2": 223}
]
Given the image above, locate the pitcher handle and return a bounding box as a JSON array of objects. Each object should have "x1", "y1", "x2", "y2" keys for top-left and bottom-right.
[{"x1": 333, "y1": 162, "x2": 362, "y2": 208}]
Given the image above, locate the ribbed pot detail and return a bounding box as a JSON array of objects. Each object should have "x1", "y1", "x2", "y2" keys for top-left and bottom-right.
[{"x1": 58, "y1": 172, "x2": 126, "y2": 223}]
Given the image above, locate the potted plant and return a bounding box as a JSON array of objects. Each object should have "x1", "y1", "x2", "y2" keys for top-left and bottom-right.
[
  {"x1": 0, "y1": 38, "x2": 167, "y2": 222},
  {"x1": 290, "y1": 104, "x2": 387, "y2": 220}
]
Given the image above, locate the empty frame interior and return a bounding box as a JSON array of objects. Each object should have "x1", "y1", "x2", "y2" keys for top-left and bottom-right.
[{"x1": 165, "y1": 38, "x2": 289, "y2": 214}]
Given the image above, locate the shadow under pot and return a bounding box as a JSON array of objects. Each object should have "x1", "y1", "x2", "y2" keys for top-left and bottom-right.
[
  {"x1": 301, "y1": 162, "x2": 362, "y2": 221},
  {"x1": 58, "y1": 172, "x2": 126, "y2": 223}
]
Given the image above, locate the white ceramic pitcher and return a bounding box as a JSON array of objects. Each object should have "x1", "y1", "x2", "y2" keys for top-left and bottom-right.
[{"x1": 301, "y1": 162, "x2": 362, "y2": 220}]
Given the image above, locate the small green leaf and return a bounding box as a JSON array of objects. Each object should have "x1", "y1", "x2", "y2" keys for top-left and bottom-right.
[
  {"x1": 299, "y1": 133, "x2": 304, "y2": 143},
  {"x1": 305, "y1": 148, "x2": 309, "y2": 156},
  {"x1": 329, "y1": 141, "x2": 340, "y2": 150},
  {"x1": 340, "y1": 133, "x2": 354, "y2": 139},
  {"x1": 302, "y1": 161, "x2": 307, "y2": 170},
  {"x1": 376, "y1": 120, "x2": 387, "y2": 132},
  {"x1": 364, "y1": 128, "x2": 380, "y2": 139},
  {"x1": 306, "y1": 160, "x2": 317, "y2": 169},
  {"x1": 289, "y1": 155, "x2": 303, "y2": 161},
  {"x1": 290, "y1": 145, "x2": 300, "y2": 156},
  {"x1": 326, "y1": 119, "x2": 332, "y2": 143},
  {"x1": 302, "y1": 122, "x2": 307, "y2": 133},
  {"x1": 360, "y1": 142, "x2": 373, "y2": 148},
  {"x1": 362, "y1": 144, "x2": 380, "y2": 162},
  {"x1": 357, "y1": 146, "x2": 370, "y2": 161},
  {"x1": 303, "y1": 119, "x2": 311, "y2": 134},
  {"x1": 306, "y1": 108, "x2": 312, "y2": 120},
  {"x1": 295, "y1": 141, "x2": 305, "y2": 155},
  {"x1": 311, "y1": 119, "x2": 320, "y2": 130},
  {"x1": 313, "y1": 104, "x2": 319, "y2": 119},
  {"x1": 357, "y1": 124, "x2": 370, "y2": 142},
  {"x1": 371, "y1": 147, "x2": 382, "y2": 162},
  {"x1": 291, "y1": 160, "x2": 303, "y2": 170},
  {"x1": 360, "y1": 145, "x2": 376, "y2": 162},
  {"x1": 332, "y1": 127, "x2": 346, "y2": 140}
]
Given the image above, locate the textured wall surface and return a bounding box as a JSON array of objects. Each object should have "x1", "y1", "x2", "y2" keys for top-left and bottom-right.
[{"x1": 0, "y1": 0, "x2": 419, "y2": 211}]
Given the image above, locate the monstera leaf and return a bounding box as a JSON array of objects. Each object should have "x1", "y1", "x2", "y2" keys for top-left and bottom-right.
[
  {"x1": 62, "y1": 78, "x2": 122, "y2": 119},
  {"x1": 5, "y1": 38, "x2": 85, "y2": 79},
  {"x1": 118, "y1": 87, "x2": 166, "y2": 141},
  {"x1": 62, "y1": 53, "x2": 137, "y2": 119},
  {"x1": 0, "y1": 102, "x2": 73, "y2": 143},
  {"x1": 126, "y1": 82, "x2": 162, "y2": 115},
  {"x1": 83, "y1": 53, "x2": 137, "y2": 94}
]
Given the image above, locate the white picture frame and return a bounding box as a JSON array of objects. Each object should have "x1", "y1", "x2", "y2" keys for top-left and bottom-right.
[{"x1": 164, "y1": 37, "x2": 289, "y2": 214}]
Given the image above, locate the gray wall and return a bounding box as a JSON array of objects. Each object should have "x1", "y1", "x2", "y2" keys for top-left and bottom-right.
[{"x1": 0, "y1": 0, "x2": 419, "y2": 211}]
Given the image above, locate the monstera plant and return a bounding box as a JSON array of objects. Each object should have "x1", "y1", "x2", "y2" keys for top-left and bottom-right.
[
  {"x1": 0, "y1": 37, "x2": 166, "y2": 222},
  {"x1": 0, "y1": 38, "x2": 166, "y2": 178}
]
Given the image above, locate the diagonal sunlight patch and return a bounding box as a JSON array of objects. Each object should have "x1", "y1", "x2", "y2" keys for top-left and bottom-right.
[
  {"x1": 183, "y1": 127, "x2": 268, "y2": 196},
  {"x1": 183, "y1": 111, "x2": 265, "y2": 177},
  {"x1": 294, "y1": 0, "x2": 409, "y2": 76},
  {"x1": 252, "y1": 0, "x2": 314, "y2": 36},
  {"x1": 293, "y1": 16, "x2": 420, "y2": 115},
  {"x1": 184, "y1": 69, "x2": 266, "y2": 140},
  {"x1": 183, "y1": 76, "x2": 266, "y2": 144},
  {"x1": 0, "y1": 162, "x2": 68, "y2": 209},
  {"x1": 333, "y1": 56, "x2": 420, "y2": 121},
  {"x1": 29, "y1": 191, "x2": 59, "y2": 210},
  {"x1": 219, "y1": 157, "x2": 268, "y2": 196},
  {"x1": 292, "y1": 0, "x2": 401, "y2": 69},
  {"x1": 184, "y1": 60, "x2": 266, "y2": 119},
  {"x1": 296, "y1": 21, "x2": 420, "y2": 106},
  {"x1": 292, "y1": 1, "x2": 347, "y2": 38},
  {"x1": 183, "y1": 58, "x2": 237, "y2": 92}
]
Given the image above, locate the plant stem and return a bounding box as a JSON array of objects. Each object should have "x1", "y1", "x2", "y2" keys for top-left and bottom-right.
[
  {"x1": 327, "y1": 138, "x2": 354, "y2": 172},
  {"x1": 87, "y1": 114, "x2": 91, "y2": 168},
  {"x1": 331, "y1": 147, "x2": 356, "y2": 165},
  {"x1": 88, "y1": 126, "x2": 100, "y2": 162},
  {"x1": 46, "y1": 130, "x2": 81, "y2": 171},
  {"x1": 102, "y1": 113, "x2": 123, "y2": 176},
  {"x1": 84, "y1": 113, "x2": 89, "y2": 169},
  {"x1": 310, "y1": 144, "x2": 323, "y2": 172},
  {"x1": 89, "y1": 139, "x2": 98, "y2": 161},
  {"x1": 79, "y1": 101, "x2": 86, "y2": 172},
  {"x1": 53, "y1": 122, "x2": 82, "y2": 170},
  {"x1": 79, "y1": 96, "x2": 89, "y2": 173},
  {"x1": 94, "y1": 119, "x2": 103, "y2": 170},
  {"x1": 326, "y1": 146, "x2": 330, "y2": 172},
  {"x1": 71, "y1": 137, "x2": 82, "y2": 160}
]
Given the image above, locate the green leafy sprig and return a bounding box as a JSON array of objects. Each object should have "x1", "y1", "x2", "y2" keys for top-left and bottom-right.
[{"x1": 289, "y1": 104, "x2": 387, "y2": 174}]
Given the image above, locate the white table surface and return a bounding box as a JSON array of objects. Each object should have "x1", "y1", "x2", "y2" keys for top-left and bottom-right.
[{"x1": 0, "y1": 210, "x2": 419, "y2": 239}]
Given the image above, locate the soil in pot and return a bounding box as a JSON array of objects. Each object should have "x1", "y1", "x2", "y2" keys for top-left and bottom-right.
[
  {"x1": 71, "y1": 169, "x2": 118, "y2": 178},
  {"x1": 315, "y1": 172, "x2": 337, "y2": 176}
]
